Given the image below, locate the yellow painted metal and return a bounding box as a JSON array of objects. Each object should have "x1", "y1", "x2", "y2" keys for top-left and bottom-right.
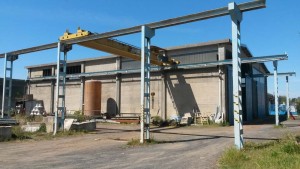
[
  {"x1": 59, "y1": 28, "x2": 90, "y2": 41},
  {"x1": 59, "y1": 29, "x2": 179, "y2": 66},
  {"x1": 79, "y1": 39, "x2": 163, "y2": 66}
]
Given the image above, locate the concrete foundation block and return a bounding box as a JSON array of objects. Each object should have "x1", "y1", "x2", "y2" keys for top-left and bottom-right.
[
  {"x1": 64, "y1": 119, "x2": 75, "y2": 131},
  {"x1": 21, "y1": 122, "x2": 41, "y2": 132},
  {"x1": 0, "y1": 126, "x2": 12, "y2": 140},
  {"x1": 71, "y1": 121, "x2": 96, "y2": 131},
  {"x1": 43, "y1": 116, "x2": 54, "y2": 133}
]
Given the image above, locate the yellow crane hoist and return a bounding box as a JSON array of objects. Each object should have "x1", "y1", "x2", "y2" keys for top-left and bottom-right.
[{"x1": 59, "y1": 28, "x2": 180, "y2": 66}]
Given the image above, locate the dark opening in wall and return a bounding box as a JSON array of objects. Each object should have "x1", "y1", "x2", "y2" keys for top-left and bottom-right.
[
  {"x1": 43, "y1": 69, "x2": 52, "y2": 77},
  {"x1": 60, "y1": 65, "x2": 81, "y2": 74}
]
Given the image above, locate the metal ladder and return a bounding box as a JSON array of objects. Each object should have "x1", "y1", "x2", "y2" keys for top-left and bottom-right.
[
  {"x1": 53, "y1": 43, "x2": 71, "y2": 134},
  {"x1": 140, "y1": 26, "x2": 155, "y2": 143}
]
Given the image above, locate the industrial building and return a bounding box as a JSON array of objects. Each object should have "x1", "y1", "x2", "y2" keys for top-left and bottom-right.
[
  {"x1": 26, "y1": 39, "x2": 269, "y2": 124},
  {"x1": 0, "y1": 78, "x2": 26, "y2": 112}
]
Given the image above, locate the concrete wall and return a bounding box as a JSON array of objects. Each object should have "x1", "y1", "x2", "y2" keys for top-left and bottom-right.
[
  {"x1": 165, "y1": 69, "x2": 220, "y2": 118},
  {"x1": 26, "y1": 40, "x2": 269, "y2": 123},
  {"x1": 85, "y1": 58, "x2": 116, "y2": 72},
  {"x1": 29, "y1": 82, "x2": 52, "y2": 113}
]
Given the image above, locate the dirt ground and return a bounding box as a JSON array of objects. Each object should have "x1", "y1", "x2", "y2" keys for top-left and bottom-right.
[{"x1": 0, "y1": 121, "x2": 299, "y2": 169}]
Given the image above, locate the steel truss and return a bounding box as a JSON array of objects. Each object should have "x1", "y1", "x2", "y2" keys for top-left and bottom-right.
[
  {"x1": 1, "y1": 0, "x2": 282, "y2": 150},
  {"x1": 53, "y1": 43, "x2": 72, "y2": 135},
  {"x1": 1, "y1": 54, "x2": 18, "y2": 118}
]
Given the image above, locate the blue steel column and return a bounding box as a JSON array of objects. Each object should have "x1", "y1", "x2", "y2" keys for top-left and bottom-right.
[
  {"x1": 8, "y1": 58, "x2": 13, "y2": 112},
  {"x1": 1, "y1": 54, "x2": 17, "y2": 118},
  {"x1": 140, "y1": 25, "x2": 155, "y2": 143},
  {"x1": 229, "y1": 2, "x2": 243, "y2": 150},
  {"x1": 1, "y1": 54, "x2": 7, "y2": 118},
  {"x1": 286, "y1": 76, "x2": 289, "y2": 119},
  {"x1": 273, "y1": 61, "x2": 279, "y2": 126},
  {"x1": 54, "y1": 42, "x2": 69, "y2": 135}
]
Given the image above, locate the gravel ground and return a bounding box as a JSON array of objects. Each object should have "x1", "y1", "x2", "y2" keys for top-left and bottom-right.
[{"x1": 0, "y1": 122, "x2": 299, "y2": 169}]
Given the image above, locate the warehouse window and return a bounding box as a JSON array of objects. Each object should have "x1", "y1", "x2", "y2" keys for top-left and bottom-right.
[
  {"x1": 43, "y1": 69, "x2": 52, "y2": 77},
  {"x1": 67, "y1": 65, "x2": 81, "y2": 74},
  {"x1": 60, "y1": 65, "x2": 81, "y2": 74}
]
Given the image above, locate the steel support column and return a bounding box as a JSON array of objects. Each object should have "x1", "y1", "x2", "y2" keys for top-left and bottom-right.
[
  {"x1": 116, "y1": 74, "x2": 121, "y2": 115},
  {"x1": 116, "y1": 57, "x2": 121, "y2": 115},
  {"x1": 50, "y1": 80, "x2": 55, "y2": 114},
  {"x1": 286, "y1": 76, "x2": 289, "y2": 119},
  {"x1": 80, "y1": 77, "x2": 85, "y2": 112},
  {"x1": 160, "y1": 72, "x2": 166, "y2": 121},
  {"x1": 1, "y1": 54, "x2": 17, "y2": 118},
  {"x1": 229, "y1": 2, "x2": 243, "y2": 149},
  {"x1": 54, "y1": 42, "x2": 72, "y2": 135},
  {"x1": 140, "y1": 26, "x2": 155, "y2": 143},
  {"x1": 273, "y1": 61, "x2": 279, "y2": 126}
]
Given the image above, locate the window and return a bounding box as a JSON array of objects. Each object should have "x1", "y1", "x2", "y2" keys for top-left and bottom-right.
[
  {"x1": 60, "y1": 65, "x2": 81, "y2": 74},
  {"x1": 43, "y1": 69, "x2": 52, "y2": 77}
]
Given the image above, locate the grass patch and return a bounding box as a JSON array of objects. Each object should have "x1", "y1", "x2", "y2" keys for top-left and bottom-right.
[
  {"x1": 274, "y1": 124, "x2": 285, "y2": 129},
  {"x1": 127, "y1": 138, "x2": 159, "y2": 147},
  {"x1": 218, "y1": 134, "x2": 300, "y2": 169},
  {"x1": 1, "y1": 125, "x2": 88, "y2": 142},
  {"x1": 13, "y1": 114, "x2": 44, "y2": 125}
]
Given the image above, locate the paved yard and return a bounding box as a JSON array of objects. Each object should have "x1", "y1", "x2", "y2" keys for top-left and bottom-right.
[{"x1": 0, "y1": 122, "x2": 299, "y2": 169}]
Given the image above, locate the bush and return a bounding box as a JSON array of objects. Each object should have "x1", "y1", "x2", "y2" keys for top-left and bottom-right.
[
  {"x1": 152, "y1": 116, "x2": 170, "y2": 127},
  {"x1": 37, "y1": 123, "x2": 47, "y2": 133},
  {"x1": 73, "y1": 110, "x2": 91, "y2": 122},
  {"x1": 11, "y1": 126, "x2": 31, "y2": 140},
  {"x1": 152, "y1": 116, "x2": 163, "y2": 126}
]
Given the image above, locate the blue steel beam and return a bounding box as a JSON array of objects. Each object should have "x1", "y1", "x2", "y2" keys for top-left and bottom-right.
[
  {"x1": 27, "y1": 54, "x2": 288, "y2": 81},
  {"x1": 0, "y1": 0, "x2": 266, "y2": 58}
]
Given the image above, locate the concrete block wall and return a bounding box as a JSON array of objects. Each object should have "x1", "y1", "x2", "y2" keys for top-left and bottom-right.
[
  {"x1": 165, "y1": 69, "x2": 220, "y2": 118},
  {"x1": 29, "y1": 82, "x2": 52, "y2": 113},
  {"x1": 25, "y1": 40, "x2": 269, "y2": 123}
]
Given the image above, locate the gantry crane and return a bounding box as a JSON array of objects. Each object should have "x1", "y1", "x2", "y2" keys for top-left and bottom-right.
[{"x1": 59, "y1": 28, "x2": 180, "y2": 66}]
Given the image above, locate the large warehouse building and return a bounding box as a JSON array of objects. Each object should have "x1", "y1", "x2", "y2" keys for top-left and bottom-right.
[{"x1": 25, "y1": 39, "x2": 269, "y2": 124}]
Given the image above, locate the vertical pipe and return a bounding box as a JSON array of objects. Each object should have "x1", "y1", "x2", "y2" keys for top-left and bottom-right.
[
  {"x1": 80, "y1": 63, "x2": 85, "y2": 112},
  {"x1": 27, "y1": 69, "x2": 31, "y2": 95},
  {"x1": 140, "y1": 27, "x2": 145, "y2": 143},
  {"x1": 61, "y1": 51, "x2": 67, "y2": 130},
  {"x1": 50, "y1": 80, "x2": 55, "y2": 115},
  {"x1": 273, "y1": 61, "x2": 279, "y2": 126},
  {"x1": 218, "y1": 67, "x2": 222, "y2": 122},
  {"x1": 286, "y1": 76, "x2": 289, "y2": 119},
  {"x1": 160, "y1": 72, "x2": 166, "y2": 120},
  {"x1": 54, "y1": 42, "x2": 61, "y2": 135},
  {"x1": 1, "y1": 53, "x2": 7, "y2": 118},
  {"x1": 116, "y1": 57, "x2": 121, "y2": 115},
  {"x1": 8, "y1": 60, "x2": 13, "y2": 114},
  {"x1": 80, "y1": 77, "x2": 85, "y2": 112},
  {"x1": 229, "y1": 2, "x2": 243, "y2": 150}
]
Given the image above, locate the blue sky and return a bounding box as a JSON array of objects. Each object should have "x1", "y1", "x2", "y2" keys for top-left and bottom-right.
[{"x1": 0, "y1": 0, "x2": 299, "y2": 98}]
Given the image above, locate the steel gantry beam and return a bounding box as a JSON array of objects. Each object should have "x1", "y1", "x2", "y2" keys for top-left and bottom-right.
[
  {"x1": 0, "y1": 0, "x2": 266, "y2": 58},
  {"x1": 0, "y1": 0, "x2": 269, "y2": 150},
  {"x1": 27, "y1": 54, "x2": 288, "y2": 81}
]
